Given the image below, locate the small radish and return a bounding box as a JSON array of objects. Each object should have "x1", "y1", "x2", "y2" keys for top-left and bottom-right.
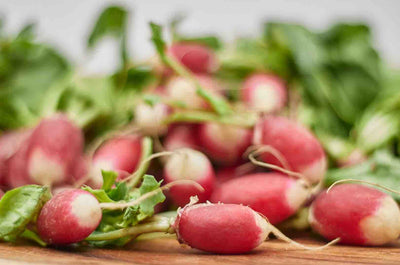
[
  {"x1": 253, "y1": 116, "x2": 327, "y2": 184},
  {"x1": 215, "y1": 166, "x2": 246, "y2": 185},
  {"x1": 164, "y1": 148, "x2": 215, "y2": 207},
  {"x1": 26, "y1": 115, "x2": 84, "y2": 186},
  {"x1": 37, "y1": 189, "x2": 102, "y2": 245},
  {"x1": 0, "y1": 129, "x2": 31, "y2": 187},
  {"x1": 198, "y1": 123, "x2": 252, "y2": 165},
  {"x1": 90, "y1": 135, "x2": 143, "y2": 188},
  {"x1": 173, "y1": 202, "x2": 331, "y2": 254},
  {"x1": 241, "y1": 73, "x2": 287, "y2": 113},
  {"x1": 309, "y1": 184, "x2": 400, "y2": 246},
  {"x1": 166, "y1": 74, "x2": 221, "y2": 110},
  {"x1": 134, "y1": 102, "x2": 170, "y2": 136},
  {"x1": 211, "y1": 172, "x2": 309, "y2": 224},
  {"x1": 167, "y1": 42, "x2": 218, "y2": 74},
  {"x1": 164, "y1": 124, "x2": 200, "y2": 151}
]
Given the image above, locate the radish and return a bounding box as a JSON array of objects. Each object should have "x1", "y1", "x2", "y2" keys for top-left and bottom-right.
[
  {"x1": 164, "y1": 124, "x2": 200, "y2": 151},
  {"x1": 0, "y1": 129, "x2": 31, "y2": 187},
  {"x1": 173, "y1": 202, "x2": 333, "y2": 254},
  {"x1": 167, "y1": 42, "x2": 218, "y2": 74},
  {"x1": 309, "y1": 184, "x2": 400, "y2": 246},
  {"x1": 241, "y1": 73, "x2": 287, "y2": 113},
  {"x1": 37, "y1": 189, "x2": 102, "y2": 245},
  {"x1": 211, "y1": 172, "x2": 309, "y2": 224},
  {"x1": 163, "y1": 148, "x2": 215, "y2": 206},
  {"x1": 166, "y1": 74, "x2": 221, "y2": 110},
  {"x1": 253, "y1": 116, "x2": 327, "y2": 184},
  {"x1": 90, "y1": 135, "x2": 143, "y2": 188},
  {"x1": 215, "y1": 166, "x2": 247, "y2": 185},
  {"x1": 134, "y1": 102, "x2": 170, "y2": 136},
  {"x1": 0, "y1": 189, "x2": 3, "y2": 199},
  {"x1": 25, "y1": 115, "x2": 83, "y2": 187},
  {"x1": 198, "y1": 122, "x2": 252, "y2": 165}
]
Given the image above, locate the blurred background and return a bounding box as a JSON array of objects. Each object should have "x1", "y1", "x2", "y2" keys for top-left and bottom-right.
[{"x1": 1, "y1": 0, "x2": 399, "y2": 74}]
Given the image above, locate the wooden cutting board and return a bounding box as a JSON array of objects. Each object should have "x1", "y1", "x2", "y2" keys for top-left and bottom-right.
[{"x1": 1, "y1": 234, "x2": 399, "y2": 265}]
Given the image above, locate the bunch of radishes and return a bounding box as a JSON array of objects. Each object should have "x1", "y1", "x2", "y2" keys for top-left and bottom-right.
[{"x1": 2, "y1": 22, "x2": 400, "y2": 256}]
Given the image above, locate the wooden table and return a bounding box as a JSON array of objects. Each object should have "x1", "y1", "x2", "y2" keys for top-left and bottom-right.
[{"x1": 1, "y1": 234, "x2": 399, "y2": 265}]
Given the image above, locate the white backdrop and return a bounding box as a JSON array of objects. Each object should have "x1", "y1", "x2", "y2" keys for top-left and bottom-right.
[{"x1": 1, "y1": 0, "x2": 399, "y2": 74}]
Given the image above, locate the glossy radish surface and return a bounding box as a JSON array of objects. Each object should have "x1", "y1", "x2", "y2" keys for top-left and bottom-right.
[
  {"x1": 211, "y1": 172, "x2": 309, "y2": 224},
  {"x1": 164, "y1": 148, "x2": 215, "y2": 206},
  {"x1": 37, "y1": 189, "x2": 102, "y2": 245},
  {"x1": 164, "y1": 124, "x2": 200, "y2": 151},
  {"x1": 254, "y1": 116, "x2": 327, "y2": 184},
  {"x1": 309, "y1": 184, "x2": 400, "y2": 246}
]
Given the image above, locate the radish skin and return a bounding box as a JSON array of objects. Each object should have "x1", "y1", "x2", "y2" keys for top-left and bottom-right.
[
  {"x1": 164, "y1": 124, "x2": 200, "y2": 151},
  {"x1": 173, "y1": 203, "x2": 271, "y2": 254},
  {"x1": 253, "y1": 116, "x2": 327, "y2": 184},
  {"x1": 91, "y1": 135, "x2": 142, "y2": 188},
  {"x1": 241, "y1": 73, "x2": 287, "y2": 113},
  {"x1": 309, "y1": 184, "x2": 400, "y2": 246},
  {"x1": 166, "y1": 75, "x2": 221, "y2": 110},
  {"x1": 167, "y1": 43, "x2": 218, "y2": 74},
  {"x1": 211, "y1": 172, "x2": 309, "y2": 224},
  {"x1": 0, "y1": 189, "x2": 3, "y2": 199},
  {"x1": 198, "y1": 123, "x2": 252, "y2": 165},
  {"x1": 134, "y1": 102, "x2": 170, "y2": 136},
  {"x1": 37, "y1": 189, "x2": 102, "y2": 245},
  {"x1": 164, "y1": 148, "x2": 215, "y2": 207}
]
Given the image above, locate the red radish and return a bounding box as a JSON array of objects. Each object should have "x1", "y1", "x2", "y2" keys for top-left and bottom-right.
[
  {"x1": 0, "y1": 129, "x2": 31, "y2": 187},
  {"x1": 167, "y1": 43, "x2": 218, "y2": 74},
  {"x1": 164, "y1": 124, "x2": 200, "y2": 151},
  {"x1": 0, "y1": 189, "x2": 3, "y2": 199},
  {"x1": 198, "y1": 123, "x2": 252, "y2": 165},
  {"x1": 309, "y1": 184, "x2": 400, "y2": 246},
  {"x1": 5, "y1": 140, "x2": 31, "y2": 188},
  {"x1": 26, "y1": 115, "x2": 83, "y2": 186},
  {"x1": 164, "y1": 148, "x2": 215, "y2": 207},
  {"x1": 166, "y1": 74, "x2": 221, "y2": 110},
  {"x1": 253, "y1": 116, "x2": 327, "y2": 184},
  {"x1": 90, "y1": 135, "x2": 143, "y2": 188},
  {"x1": 215, "y1": 166, "x2": 244, "y2": 185},
  {"x1": 134, "y1": 102, "x2": 170, "y2": 136},
  {"x1": 241, "y1": 73, "x2": 287, "y2": 113},
  {"x1": 37, "y1": 189, "x2": 102, "y2": 245},
  {"x1": 211, "y1": 172, "x2": 309, "y2": 224}
]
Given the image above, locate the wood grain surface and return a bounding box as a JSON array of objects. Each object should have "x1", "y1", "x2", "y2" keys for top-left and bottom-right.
[{"x1": 1, "y1": 234, "x2": 400, "y2": 265}]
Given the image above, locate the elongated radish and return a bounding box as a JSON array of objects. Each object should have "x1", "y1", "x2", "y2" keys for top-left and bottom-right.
[
  {"x1": 134, "y1": 102, "x2": 170, "y2": 136},
  {"x1": 198, "y1": 122, "x2": 252, "y2": 165},
  {"x1": 167, "y1": 43, "x2": 218, "y2": 74},
  {"x1": 25, "y1": 115, "x2": 83, "y2": 187},
  {"x1": 164, "y1": 148, "x2": 215, "y2": 206},
  {"x1": 309, "y1": 184, "x2": 400, "y2": 246},
  {"x1": 253, "y1": 116, "x2": 327, "y2": 184},
  {"x1": 211, "y1": 172, "x2": 309, "y2": 224},
  {"x1": 90, "y1": 135, "x2": 143, "y2": 188},
  {"x1": 241, "y1": 73, "x2": 287, "y2": 113},
  {"x1": 166, "y1": 74, "x2": 221, "y2": 110},
  {"x1": 37, "y1": 189, "x2": 102, "y2": 245},
  {"x1": 164, "y1": 124, "x2": 200, "y2": 151},
  {"x1": 173, "y1": 203, "x2": 333, "y2": 254},
  {"x1": 0, "y1": 129, "x2": 31, "y2": 187}
]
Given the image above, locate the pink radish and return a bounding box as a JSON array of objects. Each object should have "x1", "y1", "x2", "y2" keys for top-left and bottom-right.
[
  {"x1": 164, "y1": 124, "x2": 200, "y2": 151},
  {"x1": 90, "y1": 135, "x2": 143, "y2": 188},
  {"x1": 37, "y1": 189, "x2": 102, "y2": 245},
  {"x1": 309, "y1": 184, "x2": 400, "y2": 246},
  {"x1": 211, "y1": 172, "x2": 309, "y2": 224},
  {"x1": 166, "y1": 74, "x2": 221, "y2": 110},
  {"x1": 164, "y1": 148, "x2": 215, "y2": 207},
  {"x1": 26, "y1": 115, "x2": 83, "y2": 186},
  {"x1": 198, "y1": 123, "x2": 252, "y2": 165},
  {"x1": 0, "y1": 129, "x2": 31, "y2": 187},
  {"x1": 215, "y1": 166, "x2": 245, "y2": 185},
  {"x1": 241, "y1": 73, "x2": 287, "y2": 113},
  {"x1": 134, "y1": 102, "x2": 170, "y2": 136},
  {"x1": 167, "y1": 42, "x2": 218, "y2": 74},
  {"x1": 253, "y1": 116, "x2": 327, "y2": 184}
]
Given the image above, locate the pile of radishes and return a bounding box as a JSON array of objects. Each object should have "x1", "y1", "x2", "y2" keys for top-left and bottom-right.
[{"x1": 1, "y1": 22, "x2": 400, "y2": 256}]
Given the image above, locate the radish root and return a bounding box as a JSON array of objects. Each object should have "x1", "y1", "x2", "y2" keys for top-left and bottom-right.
[{"x1": 327, "y1": 178, "x2": 400, "y2": 195}]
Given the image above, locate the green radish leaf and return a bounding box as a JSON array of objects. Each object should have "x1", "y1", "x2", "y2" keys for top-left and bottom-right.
[
  {"x1": 82, "y1": 187, "x2": 115, "y2": 203},
  {"x1": 20, "y1": 229, "x2": 47, "y2": 247},
  {"x1": 0, "y1": 185, "x2": 51, "y2": 242},
  {"x1": 101, "y1": 170, "x2": 118, "y2": 191},
  {"x1": 136, "y1": 175, "x2": 165, "y2": 218}
]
